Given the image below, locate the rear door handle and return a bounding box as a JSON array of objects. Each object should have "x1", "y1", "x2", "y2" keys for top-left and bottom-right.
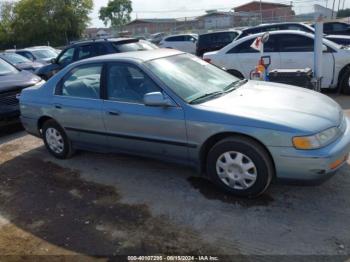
[{"x1": 54, "y1": 104, "x2": 62, "y2": 109}]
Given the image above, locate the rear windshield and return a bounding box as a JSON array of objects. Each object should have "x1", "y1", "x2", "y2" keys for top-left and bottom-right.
[
  {"x1": 114, "y1": 40, "x2": 158, "y2": 52},
  {"x1": 199, "y1": 32, "x2": 238, "y2": 46},
  {"x1": 0, "y1": 58, "x2": 18, "y2": 76}
]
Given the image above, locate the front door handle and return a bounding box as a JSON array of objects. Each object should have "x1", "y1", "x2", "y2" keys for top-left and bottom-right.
[
  {"x1": 108, "y1": 111, "x2": 120, "y2": 116},
  {"x1": 54, "y1": 104, "x2": 62, "y2": 109}
]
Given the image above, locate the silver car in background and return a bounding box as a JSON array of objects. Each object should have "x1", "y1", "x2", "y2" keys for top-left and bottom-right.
[{"x1": 19, "y1": 49, "x2": 350, "y2": 197}]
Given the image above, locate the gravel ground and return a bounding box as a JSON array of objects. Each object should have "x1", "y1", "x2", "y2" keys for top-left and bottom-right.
[{"x1": 0, "y1": 95, "x2": 350, "y2": 261}]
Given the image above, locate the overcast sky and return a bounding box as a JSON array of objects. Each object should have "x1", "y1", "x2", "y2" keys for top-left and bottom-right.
[{"x1": 90, "y1": 0, "x2": 344, "y2": 27}]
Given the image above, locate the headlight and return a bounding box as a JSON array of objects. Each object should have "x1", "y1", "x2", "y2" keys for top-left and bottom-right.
[{"x1": 293, "y1": 127, "x2": 340, "y2": 150}]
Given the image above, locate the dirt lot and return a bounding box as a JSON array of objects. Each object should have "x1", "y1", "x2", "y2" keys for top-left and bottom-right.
[{"x1": 1, "y1": 94, "x2": 350, "y2": 261}]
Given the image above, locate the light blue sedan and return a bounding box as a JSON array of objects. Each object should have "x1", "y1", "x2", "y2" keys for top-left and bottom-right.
[{"x1": 19, "y1": 49, "x2": 350, "y2": 197}]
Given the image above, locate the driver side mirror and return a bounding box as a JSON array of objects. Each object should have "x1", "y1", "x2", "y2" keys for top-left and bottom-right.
[{"x1": 144, "y1": 92, "x2": 174, "y2": 107}]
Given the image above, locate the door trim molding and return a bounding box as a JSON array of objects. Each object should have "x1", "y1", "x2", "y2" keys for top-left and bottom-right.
[{"x1": 65, "y1": 127, "x2": 197, "y2": 148}]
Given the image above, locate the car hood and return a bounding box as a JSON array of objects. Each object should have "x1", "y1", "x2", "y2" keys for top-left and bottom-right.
[
  {"x1": 198, "y1": 81, "x2": 343, "y2": 133},
  {"x1": 0, "y1": 70, "x2": 41, "y2": 93}
]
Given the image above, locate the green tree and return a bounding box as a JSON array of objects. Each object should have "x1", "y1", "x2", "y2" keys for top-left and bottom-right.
[
  {"x1": 99, "y1": 0, "x2": 132, "y2": 32},
  {"x1": 337, "y1": 9, "x2": 350, "y2": 18},
  {"x1": 0, "y1": 1, "x2": 16, "y2": 49},
  {"x1": 6, "y1": 0, "x2": 93, "y2": 48}
]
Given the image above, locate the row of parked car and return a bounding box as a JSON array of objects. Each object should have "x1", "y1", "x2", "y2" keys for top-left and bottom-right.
[
  {"x1": 158, "y1": 21, "x2": 350, "y2": 94},
  {"x1": 158, "y1": 21, "x2": 350, "y2": 56},
  {"x1": 2, "y1": 20, "x2": 350, "y2": 128}
]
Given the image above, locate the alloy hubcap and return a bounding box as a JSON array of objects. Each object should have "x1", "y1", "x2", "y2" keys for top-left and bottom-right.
[
  {"x1": 216, "y1": 151, "x2": 257, "y2": 190},
  {"x1": 45, "y1": 128, "x2": 64, "y2": 154}
]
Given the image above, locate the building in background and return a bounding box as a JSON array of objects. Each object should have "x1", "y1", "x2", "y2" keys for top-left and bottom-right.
[
  {"x1": 197, "y1": 10, "x2": 235, "y2": 30},
  {"x1": 233, "y1": 1, "x2": 295, "y2": 23},
  {"x1": 295, "y1": 4, "x2": 335, "y2": 21},
  {"x1": 124, "y1": 18, "x2": 198, "y2": 36},
  {"x1": 83, "y1": 28, "x2": 113, "y2": 39},
  {"x1": 314, "y1": 4, "x2": 335, "y2": 20}
]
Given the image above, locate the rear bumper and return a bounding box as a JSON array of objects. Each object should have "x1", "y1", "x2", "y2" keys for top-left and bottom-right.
[{"x1": 269, "y1": 117, "x2": 350, "y2": 183}]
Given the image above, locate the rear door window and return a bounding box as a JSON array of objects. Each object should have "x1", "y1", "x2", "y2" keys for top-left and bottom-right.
[
  {"x1": 165, "y1": 36, "x2": 185, "y2": 42},
  {"x1": 77, "y1": 45, "x2": 97, "y2": 60},
  {"x1": 228, "y1": 35, "x2": 278, "y2": 53},
  {"x1": 95, "y1": 43, "x2": 109, "y2": 55},
  {"x1": 333, "y1": 23, "x2": 348, "y2": 32},
  {"x1": 279, "y1": 34, "x2": 314, "y2": 52},
  {"x1": 58, "y1": 64, "x2": 102, "y2": 99}
]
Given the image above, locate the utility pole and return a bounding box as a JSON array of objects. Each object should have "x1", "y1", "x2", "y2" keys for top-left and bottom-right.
[
  {"x1": 259, "y1": 0, "x2": 263, "y2": 24},
  {"x1": 332, "y1": 0, "x2": 336, "y2": 19},
  {"x1": 338, "y1": 0, "x2": 342, "y2": 13},
  {"x1": 342, "y1": 0, "x2": 346, "y2": 10}
]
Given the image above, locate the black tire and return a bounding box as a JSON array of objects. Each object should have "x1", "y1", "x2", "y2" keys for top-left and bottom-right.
[
  {"x1": 206, "y1": 136, "x2": 274, "y2": 198},
  {"x1": 227, "y1": 69, "x2": 245, "y2": 80},
  {"x1": 340, "y1": 67, "x2": 350, "y2": 95},
  {"x1": 42, "y1": 119, "x2": 74, "y2": 159}
]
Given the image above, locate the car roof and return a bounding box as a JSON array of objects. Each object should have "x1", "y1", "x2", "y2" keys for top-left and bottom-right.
[
  {"x1": 199, "y1": 30, "x2": 241, "y2": 36},
  {"x1": 250, "y1": 22, "x2": 306, "y2": 27},
  {"x1": 82, "y1": 48, "x2": 184, "y2": 64},
  {"x1": 222, "y1": 30, "x2": 339, "y2": 51},
  {"x1": 165, "y1": 33, "x2": 197, "y2": 37},
  {"x1": 69, "y1": 38, "x2": 139, "y2": 46}
]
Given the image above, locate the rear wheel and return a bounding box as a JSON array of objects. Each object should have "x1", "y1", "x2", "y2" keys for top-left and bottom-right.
[
  {"x1": 206, "y1": 137, "x2": 273, "y2": 198},
  {"x1": 42, "y1": 120, "x2": 74, "y2": 159},
  {"x1": 227, "y1": 69, "x2": 245, "y2": 80}
]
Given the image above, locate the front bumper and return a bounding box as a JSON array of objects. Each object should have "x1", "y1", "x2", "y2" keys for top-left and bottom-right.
[
  {"x1": 0, "y1": 106, "x2": 20, "y2": 127},
  {"x1": 269, "y1": 117, "x2": 350, "y2": 183}
]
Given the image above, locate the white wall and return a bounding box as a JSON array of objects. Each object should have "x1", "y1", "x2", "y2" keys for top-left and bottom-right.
[{"x1": 204, "y1": 15, "x2": 232, "y2": 29}]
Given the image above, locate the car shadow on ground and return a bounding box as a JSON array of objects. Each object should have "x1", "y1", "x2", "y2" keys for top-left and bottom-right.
[
  {"x1": 327, "y1": 93, "x2": 350, "y2": 111},
  {"x1": 0, "y1": 146, "x2": 224, "y2": 258},
  {"x1": 1, "y1": 143, "x2": 350, "y2": 257}
]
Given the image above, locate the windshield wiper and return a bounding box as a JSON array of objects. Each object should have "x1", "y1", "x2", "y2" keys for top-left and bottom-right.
[
  {"x1": 224, "y1": 79, "x2": 248, "y2": 92},
  {"x1": 189, "y1": 79, "x2": 248, "y2": 105},
  {"x1": 189, "y1": 91, "x2": 225, "y2": 104}
]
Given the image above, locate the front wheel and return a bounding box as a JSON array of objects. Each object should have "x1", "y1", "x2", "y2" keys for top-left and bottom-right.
[
  {"x1": 340, "y1": 67, "x2": 350, "y2": 95},
  {"x1": 206, "y1": 137, "x2": 274, "y2": 198},
  {"x1": 42, "y1": 120, "x2": 74, "y2": 159}
]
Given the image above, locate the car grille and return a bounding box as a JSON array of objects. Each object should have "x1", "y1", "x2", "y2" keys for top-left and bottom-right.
[
  {"x1": 0, "y1": 91, "x2": 19, "y2": 106},
  {"x1": 0, "y1": 90, "x2": 20, "y2": 115}
]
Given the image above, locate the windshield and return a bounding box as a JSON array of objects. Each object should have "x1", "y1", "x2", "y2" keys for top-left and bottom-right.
[
  {"x1": 146, "y1": 54, "x2": 240, "y2": 103},
  {"x1": 115, "y1": 40, "x2": 158, "y2": 52},
  {"x1": 32, "y1": 49, "x2": 57, "y2": 59},
  {"x1": 1, "y1": 53, "x2": 31, "y2": 64},
  {"x1": 0, "y1": 58, "x2": 19, "y2": 75}
]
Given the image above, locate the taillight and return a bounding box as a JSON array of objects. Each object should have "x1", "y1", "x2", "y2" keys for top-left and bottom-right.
[{"x1": 203, "y1": 58, "x2": 211, "y2": 63}]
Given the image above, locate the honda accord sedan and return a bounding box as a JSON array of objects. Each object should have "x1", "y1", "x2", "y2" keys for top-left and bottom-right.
[{"x1": 19, "y1": 49, "x2": 350, "y2": 197}]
